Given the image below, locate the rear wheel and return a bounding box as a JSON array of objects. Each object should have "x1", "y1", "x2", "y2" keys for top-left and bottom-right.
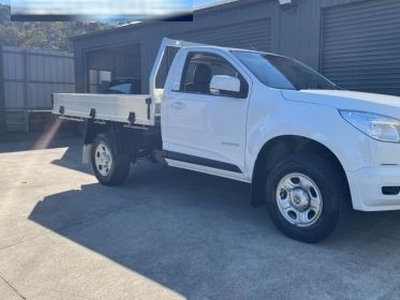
[
  {"x1": 265, "y1": 153, "x2": 349, "y2": 243},
  {"x1": 91, "y1": 132, "x2": 130, "y2": 186}
]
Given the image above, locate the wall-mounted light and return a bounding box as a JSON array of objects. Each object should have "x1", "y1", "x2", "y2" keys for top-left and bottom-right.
[{"x1": 278, "y1": 0, "x2": 298, "y2": 12}]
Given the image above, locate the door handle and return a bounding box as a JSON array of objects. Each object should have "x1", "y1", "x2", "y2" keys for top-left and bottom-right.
[{"x1": 171, "y1": 101, "x2": 185, "y2": 110}]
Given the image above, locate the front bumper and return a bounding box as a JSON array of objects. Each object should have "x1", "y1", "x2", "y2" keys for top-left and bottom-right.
[{"x1": 349, "y1": 166, "x2": 400, "y2": 211}]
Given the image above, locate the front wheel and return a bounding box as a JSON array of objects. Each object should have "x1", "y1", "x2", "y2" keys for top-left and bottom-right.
[
  {"x1": 265, "y1": 153, "x2": 349, "y2": 243},
  {"x1": 91, "y1": 132, "x2": 130, "y2": 186}
]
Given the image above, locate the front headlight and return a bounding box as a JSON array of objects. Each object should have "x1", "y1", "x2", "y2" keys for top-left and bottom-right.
[{"x1": 340, "y1": 110, "x2": 400, "y2": 143}]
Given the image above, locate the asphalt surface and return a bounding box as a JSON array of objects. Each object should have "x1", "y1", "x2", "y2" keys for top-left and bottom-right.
[{"x1": 1, "y1": 136, "x2": 400, "y2": 299}]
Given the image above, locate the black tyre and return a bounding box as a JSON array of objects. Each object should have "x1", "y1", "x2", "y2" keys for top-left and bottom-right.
[
  {"x1": 265, "y1": 153, "x2": 349, "y2": 243},
  {"x1": 91, "y1": 132, "x2": 130, "y2": 186}
]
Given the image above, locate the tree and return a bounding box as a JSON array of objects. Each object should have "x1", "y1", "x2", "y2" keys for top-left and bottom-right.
[
  {"x1": 0, "y1": 25, "x2": 19, "y2": 46},
  {"x1": 0, "y1": 4, "x2": 112, "y2": 51}
]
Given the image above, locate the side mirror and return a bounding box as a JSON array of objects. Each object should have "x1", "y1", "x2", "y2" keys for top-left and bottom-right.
[{"x1": 210, "y1": 75, "x2": 241, "y2": 95}]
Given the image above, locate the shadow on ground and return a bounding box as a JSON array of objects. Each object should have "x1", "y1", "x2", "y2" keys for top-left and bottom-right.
[
  {"x1": 28, "y1": 158, "x2": 400, "y2": 298},
  {"x1": 50, "y1": 140, "x2": 93, "y2": 175},
  {"x1": 0, "y1": 134, "x2": 80, "y2": 153},
  {"x1": 29, "y1": 163, "x2": 271, "y2": 298},
  {"x1": 0, "y1": 119, "x2": 83, "y2": 153}
]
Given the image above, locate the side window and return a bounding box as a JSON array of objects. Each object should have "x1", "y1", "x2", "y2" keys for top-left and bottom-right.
[{"x1": 180, "y1": 52, "x2": 248, "y2": 98}]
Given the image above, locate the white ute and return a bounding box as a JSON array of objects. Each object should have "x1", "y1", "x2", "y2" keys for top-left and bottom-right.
[{"x1": 53, "y1": 38, "x2": 400, "y2": 242}]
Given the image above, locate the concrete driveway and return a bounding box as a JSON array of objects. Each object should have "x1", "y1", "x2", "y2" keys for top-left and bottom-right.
[{"x1": 1, "y1": 136, "x2": 400, "y2": 300}]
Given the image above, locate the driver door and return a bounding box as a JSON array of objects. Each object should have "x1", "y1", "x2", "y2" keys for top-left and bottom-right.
[{"x1": 163, "y1": 50, "x2": 250, "y2": 178}]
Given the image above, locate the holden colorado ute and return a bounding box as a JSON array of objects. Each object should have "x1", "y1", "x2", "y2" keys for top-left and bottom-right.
[{"x1": 53, "y1": 38, "x2": 400, "y2": 242}]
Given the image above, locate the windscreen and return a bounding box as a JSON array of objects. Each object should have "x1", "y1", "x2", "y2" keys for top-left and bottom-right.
[{"x1": 232, "y1": 51, "x2": 338, "y2": 91}]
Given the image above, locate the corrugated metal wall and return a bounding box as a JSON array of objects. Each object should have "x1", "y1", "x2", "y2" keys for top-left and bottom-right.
[
  {"x1": 0, "y1": 49, "x2": 5, "y2": 132},
  {"x1": 172, "y1": 18, "x2": 271, "y2": 52},
  {"x1": 0, "y1": 46, "x2": 75, "y2": 132},
  {"x1": 321, "y1": 0, "x2": 400, "y2": 96}
]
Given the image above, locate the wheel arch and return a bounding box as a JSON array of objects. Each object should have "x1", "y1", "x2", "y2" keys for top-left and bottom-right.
[
  {"x1": 83, "y1": 120, "x2": 137, "y2": 162},
  {"x1": 83, "y1": 120, "x2": 112, "y2": 145},
  {"x1": 251, "y1": 135, "x2": 351, "y2": 207}
]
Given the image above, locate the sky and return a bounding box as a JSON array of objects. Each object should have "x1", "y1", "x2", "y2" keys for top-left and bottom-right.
[
  {"x1": 0, "y1": 0, "x2": 224, "y2": 8},
  {"x1": 1, "y1": 0, "x2": 227, "y2": 21}
]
